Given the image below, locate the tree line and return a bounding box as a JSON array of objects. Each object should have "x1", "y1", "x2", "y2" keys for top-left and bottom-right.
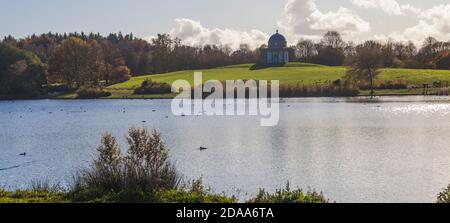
[
  {"x1": 1, "y1": 32, "x2": 262, "y2": 97},
  {"x1": 295, "y1": 31, "x2": 450, "y2": 69},
  {"x1": 2, "y1": 32, "x2": 261, "y2": 76},
  {"x1": 1, "y1": 31, "x2": 450, "y2": 98}
]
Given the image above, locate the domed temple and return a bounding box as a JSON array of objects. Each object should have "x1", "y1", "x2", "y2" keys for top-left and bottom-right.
[{"x1": 263, "y1": 30, "x2": 293, "y2": 64}]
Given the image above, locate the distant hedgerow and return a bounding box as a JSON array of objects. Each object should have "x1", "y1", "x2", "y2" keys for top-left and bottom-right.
[
  {"x1": 76, "y1": 86, "x2": 111, "y2": 99},
  {"x1": 134, "y1": 79, "x2": 172, "y2": 95}
]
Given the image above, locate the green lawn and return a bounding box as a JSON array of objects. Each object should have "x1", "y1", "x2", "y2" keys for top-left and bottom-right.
[
  {"x1": 103, "y1": 62, "x2": 450, "y2": 98},
  {"x1": 0, "y1": 189, "x2": 66, "y2": 203},
  {"x1": 377, "y1": 68, "x2": 450, "y2": 85},
  {"x1": 109, "y1": 63, "x2": 345, "y2": 89},
  {"x1": 110, "y1": 63, "x2": 450, "y2": 89}
]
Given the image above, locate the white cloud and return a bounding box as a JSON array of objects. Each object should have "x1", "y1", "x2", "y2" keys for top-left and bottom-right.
[
  {"x1": 400, "y1": 4, "x2": 422, "y2": 15},
  {"x1": 167, "y1": 18, "x2": 269, "y2": 50},
  {"x1": 350, "y1": 0, "x2": 402, "y2": 15},
  {"x1": 159, "y1": 0, "x2": 371, "y2": 49},
  {"x1": 350, "y1": 0, "x2": 421, "y2": 15},
  {"x1": 279, "y1": 0, "x2": 370, "y2": 40},
  {"x1": 156, "y1": 0, "x2": 449, "y2": 49},
  {"x1": 379, "y1": 4, "x2": 450, "y2": 45},
  {"x1": 419, "y1": 4, "x2": 450, "y2": 34}
]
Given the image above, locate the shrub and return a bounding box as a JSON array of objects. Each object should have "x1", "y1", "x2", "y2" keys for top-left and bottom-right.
[
  {"x1": 69, "y1": 127, "x2": 182, "y2": 202},
  {"x1": 183, "y1": 81, "x2": 359, "y2": 99},
  {"x1": 157, "y1": 179, "x2": 236, "y2": 203},
  {"x1": 76, "y1": 86, "x2": 111, "y2": 99},
  {"x1": 109, "y1": 66, "x2": 131, "y2": 84},
  {"x1": 31, "y1": 179, "x2": 63, "y2": 193},
  {"x1": 279, "y1": 81, "x2": 359, "y2": 97},
  {"x1": 134, "y1": 79, "x2": 172, "y2": 95},
  {"x1": 248, "y1": 182, "x2": 328, "y2": 203},
  {"x1": 46, "y1": 84, "x2": 72, "y2": 93},
  {"x1": 359, "y1": 80, "x2": 408, "y2": 90},
  {"x1": 437, "y1": 184, "x2": 450, "y2": 203},
  {"x1": 378, "y1": 80, "x2": 408, "y2": 90}
]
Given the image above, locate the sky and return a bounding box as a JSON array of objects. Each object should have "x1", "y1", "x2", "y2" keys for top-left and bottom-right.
[{"x1": 1, "y1": 0, "x2": 450, "y2": 49}]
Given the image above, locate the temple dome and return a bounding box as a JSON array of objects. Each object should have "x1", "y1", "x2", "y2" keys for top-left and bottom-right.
[{"x1": 268, "y1": 30, "x2": 287, "y2": 48}]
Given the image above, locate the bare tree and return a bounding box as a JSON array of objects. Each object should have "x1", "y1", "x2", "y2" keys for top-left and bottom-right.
[
  {"x1": 417, "y1": 37, "x2": 440, "y2": 65},
  {"x1": 295, "y1": 39, "x2": 317, "y2": 62},
  {"x1": 381, "y1": 40, "x2": 395, "y2": 67},
  {"x1": 343, "y1": 41, "x2": 356, "y2": 58},
  {"x1": 321, "y1": 31, "x2": 345, "y2": 49},
  {"x1": 346, "y1": 41, "x2": 383, "y2": 97}
]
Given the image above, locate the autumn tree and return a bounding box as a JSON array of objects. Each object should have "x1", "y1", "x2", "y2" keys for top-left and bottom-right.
[
  {"x1": 0, "y1": 43, "x2": 46, "y2": 97},
  {"x1": 109, "y1": 66, "x2": 131, "y2": 84},
  {"x1": 85, "y1": 40, "x2": 105, "y2": 85},
  {"x1": 414, "y1": 37, "x2": 450, "y2": 68},
  {"x1": 48, "y1": 37, "x2": 103, "y2": 88},
  {"x1": 151, "y1": 34, "x2": 173, "y2": 73},
  {"x1": 434, "y1": 51, "x2": 450, "y2": 70},
  {"x1": 98, "y1": 40, "x2": 128, "y2": 84}
]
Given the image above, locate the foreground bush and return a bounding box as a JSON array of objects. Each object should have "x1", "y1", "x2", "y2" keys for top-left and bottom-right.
[
  {"x1": 69, "y1": 127, "x2": 182, "y2": 202},
  {"x1": 156, "y1": 179, "x2": 236, "y2": 203},
  {"x1": 248, "y1": 183, "x2": 328, "y2": 203},
  {"x1": 437, "y1": 185, "x2": 450, "y2": 203},
  {"x1": 76, "y1": 86, "x2": 111, "y2": 99}
]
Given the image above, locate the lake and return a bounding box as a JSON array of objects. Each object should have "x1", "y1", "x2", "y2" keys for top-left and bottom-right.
[{"x1": 1, "y1": 97, "x2": 450, "y2": 203}]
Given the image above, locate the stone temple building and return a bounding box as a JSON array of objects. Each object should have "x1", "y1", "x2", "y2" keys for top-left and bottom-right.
[{"x1": 262, "y1": 30, "x2": 292, "y2": 64}]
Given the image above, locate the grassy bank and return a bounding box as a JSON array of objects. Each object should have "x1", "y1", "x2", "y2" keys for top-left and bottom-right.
[
  {"x1": 110, "y1": 63, "x2": 450, "y2": 89},
  {"x1": 0, "y1": 190, "x2": 66, "y2": 203},
  {"x1": 104, "y1": 62, "x2": 450, "y2": 99},
  {"x1": 0, "y1": 186, "x2": 327, "y2": 203}
]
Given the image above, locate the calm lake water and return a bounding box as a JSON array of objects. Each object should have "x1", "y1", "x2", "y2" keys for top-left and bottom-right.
[{"x1": 1, "y1": 97, "x2": 450, "y2": 203}]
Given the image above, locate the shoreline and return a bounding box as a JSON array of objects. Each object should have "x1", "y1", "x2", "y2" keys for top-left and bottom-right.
[
  {"x1": 2, "y1": 94, "x2": 450, "y2": 102},
  {"x1": 1, "y1": 84, "x2": 450, "y2": 101}
]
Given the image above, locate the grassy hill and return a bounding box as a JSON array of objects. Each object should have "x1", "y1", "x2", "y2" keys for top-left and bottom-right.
[
  {"x1": 110, "y1": 63, "x2": 343, "y2": 89},
  {"x1": 106, "y1": 62, "x2": 450, "y2": 98}
]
